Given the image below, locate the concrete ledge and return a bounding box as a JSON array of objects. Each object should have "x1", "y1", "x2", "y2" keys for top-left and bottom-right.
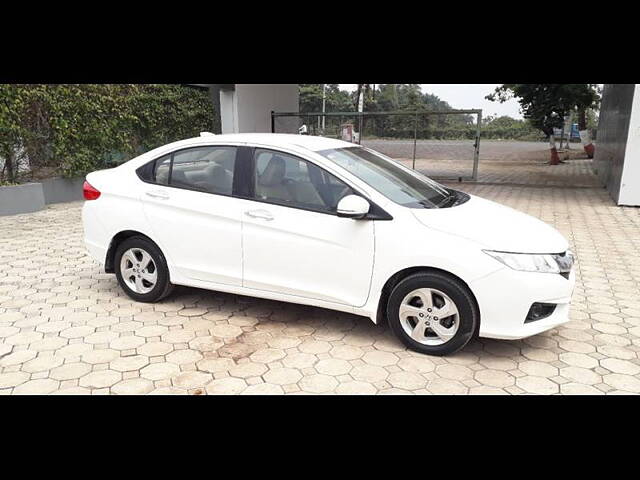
[
  {"x1": 41, "y1": 177, "x2": 85, "y2": 204},
  {"x1": 0, "y1": 183, "x2": 46, "y2": 216},
  {"x1": 0, "y1": 177, "x2": 84, "y2": 216}
]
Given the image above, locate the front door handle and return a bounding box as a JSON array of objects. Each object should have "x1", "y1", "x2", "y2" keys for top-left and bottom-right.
[
  {"x1": 146, "y1": 191, "x2": 170, "y2": 200},
  {"x1": 245, "y1": 209, "x2": 274, "y2": 221}
]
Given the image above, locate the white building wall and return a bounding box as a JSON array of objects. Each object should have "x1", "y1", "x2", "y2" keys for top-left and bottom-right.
[
  {"x1": 219, "y1": 84, "x2": 299, "y2": 134},
  {"x1": 619, "y1": 85, "x2": 640, "y2": 206}
]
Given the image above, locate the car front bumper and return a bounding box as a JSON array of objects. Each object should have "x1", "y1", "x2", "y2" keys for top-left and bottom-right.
[{"x1": 470, "y1": 266, "x2": 576, "y2": 340}]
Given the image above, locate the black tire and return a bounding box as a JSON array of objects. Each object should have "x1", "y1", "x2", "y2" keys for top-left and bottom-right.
[
  {"x1": 386, "y1": 272, "x2": 478, "y2": 356},
  {"x1": 114, "y1": 236, "x2": 174, "y2": 303}
]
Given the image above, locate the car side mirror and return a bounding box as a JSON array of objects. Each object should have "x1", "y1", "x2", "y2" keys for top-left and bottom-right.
[{"x1": 336, "y1": 195, "x2": 370, "y2": 219}]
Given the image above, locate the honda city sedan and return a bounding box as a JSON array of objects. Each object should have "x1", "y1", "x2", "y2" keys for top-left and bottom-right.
[{"x1": 82, "y1": 133, "x2": 575, "y2": 355}]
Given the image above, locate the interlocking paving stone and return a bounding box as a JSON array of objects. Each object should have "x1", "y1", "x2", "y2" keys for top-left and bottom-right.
[
  {"x1": 172, "y1": 371, "x2": 213, "y2": 389},
  {"x1": 315, "y1": 359, "x2": 352, "y2": 376},
  {"x1": 516, "y1": 376, "x2": 560, "y2": 395},
  {"x1": 140, "y1": 363, "x2": 180, "y2": 381},
  {"x1": 263, "y1": 367, "x2": 303, "y2": 385},
  {"x1": 13, "y1": 378, "x2": 59, "y2": 395},
  {"x1": 0, "y1": 372, "x2": 30, "y2": 389},
  {"x1": 50, "y1": 362, "x2": 92, "y2": 380},
  {"x1": 112, "y1": 378, "x2": 155, "y2": 395},
  {"x1": 205, "y1": 377, "x2": 248, "y2": 395},
  {"x1": 2, "y1": 164, "x2": 640, "y2": 394},
  {"x1": 110, "y1": 355, "x2": 150, "y2": 372},
  {"x1": 241, "y1": 383, "x2": 285, "y2": 395},
  {"x1": 0, "y1": 350, "x2": 37, "y2": 367},
  {"x1": 79, "y1": 370, "x2": 122, "y2": 389},
  {"x1": 299, "y1": 374, "x2": 338, "y2": 393}
]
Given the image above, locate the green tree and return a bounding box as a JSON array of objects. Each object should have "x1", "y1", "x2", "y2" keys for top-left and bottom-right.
[
  {"x1": 0, "y1": 85, "x2": 28, "y2": 183},
  {"x1": 299, "y1": 84, "x2": 354, "y2": 113},
  {"x1": 298, "y1": 84, "x2": 491, "y2": 140},
  {"x1": 487, "y1": 84, "x2": 599, "y2": 164}
]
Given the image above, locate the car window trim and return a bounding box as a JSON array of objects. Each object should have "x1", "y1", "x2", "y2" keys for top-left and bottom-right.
[
  {"x1": 135, "y1": 143, "x2": 392, "y2": 220},
  {"x1": 243, "y1": 147, "x2": 392, "y2": 220},
  {"x1": 136, "y1": 145, "x2": 241, "y2": 199},
  {"x1": 234, "y1": 146, "x2": 255, "y2": 198}
]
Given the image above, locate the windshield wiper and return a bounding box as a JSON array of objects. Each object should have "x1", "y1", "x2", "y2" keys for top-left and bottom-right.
[
  {"x1": 436, "y1": 191, "x2": 456, "y2": 208},
  {"x1": 417, "y1": 200, "x2": 436, "y2": 209}
]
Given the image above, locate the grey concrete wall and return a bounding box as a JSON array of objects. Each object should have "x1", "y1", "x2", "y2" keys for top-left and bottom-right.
[
  {"x1": 0, "y1": 183, "x2": 46, "y2": 216},
  {"x1": 594, "y1": 84, "x2": 636, "y2": 204},
  {"x1": 41, "y1": 177, "x2": 85, "y2": 204},
  {"x1": 1, "y1": 177, "x2": 84, "y2": 216}
]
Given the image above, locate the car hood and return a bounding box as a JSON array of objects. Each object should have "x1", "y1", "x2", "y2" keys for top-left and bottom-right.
[{"x1": 411, "y1": 194, "x2": 569, "y2": 254}]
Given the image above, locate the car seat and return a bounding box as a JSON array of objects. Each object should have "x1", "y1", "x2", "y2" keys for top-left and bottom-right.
[{"x1": 257, "y1": 156, "x2": 293, "y2": 202}]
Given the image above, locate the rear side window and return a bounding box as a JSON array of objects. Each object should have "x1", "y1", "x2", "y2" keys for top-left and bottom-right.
[
  {"x1": 139, "y1": 146, "x2": 238, "y2": 196},
  {"x1": 170, "y1": 147, "x2": 236, "y2": 195},
  {"x1": 154, "y1": 155, "x2": 171, "y2": 185}
]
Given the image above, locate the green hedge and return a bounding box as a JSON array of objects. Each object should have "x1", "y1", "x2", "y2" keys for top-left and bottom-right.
[{"x1": 0, "y1": 84, "x2": 216, "y2": 182}]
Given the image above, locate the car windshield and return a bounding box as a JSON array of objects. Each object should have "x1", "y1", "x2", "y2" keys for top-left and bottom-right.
[{"x1": 317, "y1": 146, "x2": 451, "y2": 208}]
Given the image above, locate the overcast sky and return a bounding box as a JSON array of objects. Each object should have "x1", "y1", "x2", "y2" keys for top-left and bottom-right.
[{"x1": 340, "y1": 84, "x2": 523, "y2": 119}]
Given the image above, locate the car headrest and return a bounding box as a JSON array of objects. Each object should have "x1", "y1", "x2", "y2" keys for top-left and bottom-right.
[
  {"x1": 260, "y1": 156, "x2": 286, "y2": 187},
  {"x1": 205, "y1": 164, "x2": 231, "y2": 188},
  {"x1": 170, "y1": 169, "x2": 188, "y2": 185}
]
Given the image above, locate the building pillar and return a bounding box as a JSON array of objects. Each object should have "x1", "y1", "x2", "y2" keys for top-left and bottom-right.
[{"x1": 594, "y1": 84, "x2": 640, "y2": 206}]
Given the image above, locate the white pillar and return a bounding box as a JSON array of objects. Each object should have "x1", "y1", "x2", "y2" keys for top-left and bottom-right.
[
  {"x1": 219, "y1": 88, "x2": 238, "y2": 134},
  {"x1": 618, "y1": 84, "x2": 640, "y2": 205}
]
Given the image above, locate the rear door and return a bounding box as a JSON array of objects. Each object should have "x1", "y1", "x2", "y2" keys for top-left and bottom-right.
[
  {"x1": 140, "y1": 145, "x2": 244, "y2": 285},
  {"x1": 239, "y1": 148, "x2": 375, "y2": 307}
]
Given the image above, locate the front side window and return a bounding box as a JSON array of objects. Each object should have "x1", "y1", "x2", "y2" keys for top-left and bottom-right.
[
  {"x1": 253, "y1": 149, "x2": 354, "y2": 213},
  {"x1": 317, "y1": 146, "x2": 452, "y2": 208}
]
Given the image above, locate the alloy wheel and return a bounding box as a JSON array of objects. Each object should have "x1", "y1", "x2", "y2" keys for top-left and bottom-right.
[
  {"x1": 120, "y1": 248, "x2": 158, "y2": 294},
  {"x1": 399, "y1": 288, "x2": 460, "y2": 346}
]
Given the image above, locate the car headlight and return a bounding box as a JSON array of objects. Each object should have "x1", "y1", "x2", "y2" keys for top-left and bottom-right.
[{"x1": 483, "y1": 250, "x2": 574, "y2": 275}]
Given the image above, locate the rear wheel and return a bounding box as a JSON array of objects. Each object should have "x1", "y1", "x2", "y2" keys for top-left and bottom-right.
[
  {"x1": 115, "y1": 236, "x2": 174, "y2": 303},
  {"x1": 386, "y1": 272, "x2": 478, "y2": 356}
]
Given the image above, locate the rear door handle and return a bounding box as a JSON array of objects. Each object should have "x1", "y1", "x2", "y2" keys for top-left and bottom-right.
[
  {"x1": 245, "y1": 209, "x2": 274, "y2": 221},
  {"x1": 146, "y1": 191, "x2": 170, "y2": 200}
]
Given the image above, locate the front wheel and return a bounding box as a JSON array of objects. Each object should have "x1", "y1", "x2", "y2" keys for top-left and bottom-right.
[
  {"x1": 115, "y1": 236, "x2": 174, "y2": 303},
  {"x1": 386, "y1": 272, "x2": 478, "y2": 356}
]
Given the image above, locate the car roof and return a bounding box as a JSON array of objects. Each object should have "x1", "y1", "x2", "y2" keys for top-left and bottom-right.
[{"x1": 183, "y1": 133, "x2": 355, "y2": 152}]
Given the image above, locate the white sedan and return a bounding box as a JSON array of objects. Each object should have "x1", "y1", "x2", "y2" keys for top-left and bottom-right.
[{"x1": 82, "y1": 133, "x2": 575, "y2": 355}]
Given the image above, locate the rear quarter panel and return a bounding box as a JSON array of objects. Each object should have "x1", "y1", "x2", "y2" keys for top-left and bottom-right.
[{"x1": 83, "y1": 168, "x2": 160, "y2": 267}]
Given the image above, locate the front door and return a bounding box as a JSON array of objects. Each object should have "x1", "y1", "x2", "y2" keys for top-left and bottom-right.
[{"x1": 240, "y1": 148, "x2": 375, "y2": 307}]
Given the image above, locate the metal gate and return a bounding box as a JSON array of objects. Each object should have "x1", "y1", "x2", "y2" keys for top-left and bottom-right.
[{"x1": 271, "y1": 109, "x2": 482, "y2": 181}]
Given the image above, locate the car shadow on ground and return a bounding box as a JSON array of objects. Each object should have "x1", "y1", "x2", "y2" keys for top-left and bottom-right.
[{"x1": 149, "y1": 284, "x2": 499, "y2": 358}]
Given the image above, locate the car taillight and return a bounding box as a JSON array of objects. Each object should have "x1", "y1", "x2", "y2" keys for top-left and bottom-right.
[{"x1": 83, "y1": 180, "x2": 101, "y2": 200}]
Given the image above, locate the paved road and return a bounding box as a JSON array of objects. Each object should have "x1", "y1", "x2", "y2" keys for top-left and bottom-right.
[
  {"x1": 1, "y1": 176, "x2": 640, "y2": 394},
  {"x1": 362, "y1": 139, "x2": 597, "y2": 186},
  {"x1": 362, "y1": 139, "x2": 555, "y2": 162}
]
